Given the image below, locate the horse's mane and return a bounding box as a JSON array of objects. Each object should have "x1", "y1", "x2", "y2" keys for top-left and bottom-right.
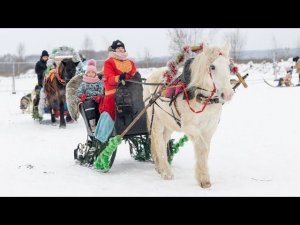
[
  {"x1": 58, "y1": 60, "x2": 66, "y2": 76},
  {"x1": 44, "y1": 71, "x2": 58, "y2": 97},
  {"x1": 44, "y1": 59, "x2": 68, "y2": 97},
  {"x1": 188, "y1": 46, "x2": 227, "y2": 90}
]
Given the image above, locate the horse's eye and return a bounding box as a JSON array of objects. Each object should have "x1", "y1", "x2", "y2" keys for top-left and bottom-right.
[{"x1": 210, "y1": 65, "x2": 215, "y2": 70}]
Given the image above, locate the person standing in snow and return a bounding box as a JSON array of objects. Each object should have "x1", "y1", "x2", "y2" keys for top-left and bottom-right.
[
  {"x1": 35, "y1": 50, "x2": 49, "y2": 88},
  {"x1": 33, "y1": 50, "x2": 49, "y2": 107},
  {"x1": 293, "y1": 56, "x2": 300, "y2": 84}
]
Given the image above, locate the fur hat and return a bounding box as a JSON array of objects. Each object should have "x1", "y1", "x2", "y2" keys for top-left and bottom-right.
[
  {"x1": 41, "y1": 50, "x2": 49, "y2": 57},
  {"x1": 111, "y1": 40, "x2": 125, "y2": 51},
  {"x1": 85, "y1": 59, "x2": 97, "y2": 74}
]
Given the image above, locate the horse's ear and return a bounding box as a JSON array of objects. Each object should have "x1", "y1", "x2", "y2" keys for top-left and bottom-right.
[
  {"x1": 75, "y1": 61, "x2": 79, "y2": 67},
  {"x1": 222, "y1": 41, "x2": 231, "y2": 56}
]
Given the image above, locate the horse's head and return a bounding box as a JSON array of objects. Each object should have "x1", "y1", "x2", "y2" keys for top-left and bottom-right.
[
  {"x1": 189, "y1": 42, "x2": 234, "y2": 102},
  {"x1": 59, "y1": 58, "x2": 79, "y2": 84}
]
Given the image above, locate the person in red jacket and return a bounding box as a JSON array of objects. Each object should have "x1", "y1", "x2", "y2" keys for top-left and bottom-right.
[{"x1": 95, "y1": 40, "x2": 137, "y2": 143}]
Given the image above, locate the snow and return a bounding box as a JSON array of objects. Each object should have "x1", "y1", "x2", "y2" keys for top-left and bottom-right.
[{"x1": 0, "y1": 62, "x2": 300, "y2": 196}]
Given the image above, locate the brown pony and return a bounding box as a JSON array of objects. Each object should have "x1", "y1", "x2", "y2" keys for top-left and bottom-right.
[{"x1": 44, "y1": 58, "x2": 79, "y2": 128}]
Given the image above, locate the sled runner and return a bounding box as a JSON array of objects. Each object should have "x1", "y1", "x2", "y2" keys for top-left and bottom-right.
[{"x1": 263, "y1": 78, "x2": 300, "y2": 88}]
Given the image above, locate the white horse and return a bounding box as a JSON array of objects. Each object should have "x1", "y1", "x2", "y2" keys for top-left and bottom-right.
[{"x1": 143, "y1": 43, "x2": 234, "y2": 188}]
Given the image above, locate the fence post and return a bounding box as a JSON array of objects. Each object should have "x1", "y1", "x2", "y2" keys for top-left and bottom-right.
[{"x1": 12, "y1": 61, "x2": 16, "y2": 94}]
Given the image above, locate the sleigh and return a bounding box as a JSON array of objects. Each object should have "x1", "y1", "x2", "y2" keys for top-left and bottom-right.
[
  {"x1": 32, "y1": 46, "x2": 83, "y2": 123},
  {"x1": 73, "y1": 69, "x2": 248, "y2": 172},
  {"x1": 73, "y1": 72, "x2": 175, "y2": 169},
  {"x1": 71, "y1": 46, "x2": 249, "y2": 181}
]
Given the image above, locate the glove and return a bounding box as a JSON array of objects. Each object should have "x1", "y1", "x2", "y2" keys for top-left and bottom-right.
[
  {"x1": 97, "y1": 73, "x2": 103, "y2": 80},
  {"x1": 92, "y1": 95, "x2": 103, "y2": 104},
  {"x1": 80, "y1": 94, "x2": 87, "y2": 102},
  {"x1": 119, "y1": 73, "x2": 126, "y2": 82}
]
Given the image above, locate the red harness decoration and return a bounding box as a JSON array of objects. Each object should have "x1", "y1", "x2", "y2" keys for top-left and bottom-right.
[
  {"x1": 181, "y1": 72, "x2": 217, "y2": 113},
  {"x1": 163, "y1": 44, "x2": 204, "y2": 85},
  {"x1": 55, "y1": 72, "x2": 66, "y2": 85},
  {"x1": 161, "y1": 44, "x2": 221, "y2": 114}
]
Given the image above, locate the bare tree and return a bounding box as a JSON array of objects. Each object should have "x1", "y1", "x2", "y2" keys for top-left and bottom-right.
[
  {"x1": 283, "y1": 47, "x2": 290, "y2": 59},
  {"x1": 82, "y1": 36, "x2": 94, "y2": 50},
  {"x1": 224, "y1": 29, "x2": 246, "y2": 62},
  {"x1": 82, "y1": 36, "x2": 94, "y2": 59},
  {"x1": 296, "y1": 37, "x2": 300, "y2": 49},
  {"x1": 272, "y1": 36, "x2": 287, "y2": 60},
  {"x1": 271, "y1": 35, "x2": 279, "y2": 59},
  {"x1": 101, "y1": 36, "x2": 110, "y2": 50},
  {"x1": 207, "y1": 28, "x2": 221, "y2": 42},
  {"x1": 167, "y1": 29, "x2": 187, "y2": 55},
  {"x1": 167, "y1": 28, "x2": 204, "y2": 55},
  {"x1": 16, "y1": 42, "x2": 25, "y2": 62},
  {"x1": 272, "y1": 36, "x2": 277, "y2": 50},
  {"x1": 143, "y1": 48, "x2": 152, "y2": 68}
]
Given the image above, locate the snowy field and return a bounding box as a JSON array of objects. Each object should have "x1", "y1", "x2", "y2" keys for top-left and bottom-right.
[{"x1": 0, "y1": 61, "x2": 300, "y2": 196}]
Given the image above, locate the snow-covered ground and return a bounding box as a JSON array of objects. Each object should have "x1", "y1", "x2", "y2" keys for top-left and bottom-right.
[{"x1": 0, "y1": 61, "x2": 300, "y2": 196}]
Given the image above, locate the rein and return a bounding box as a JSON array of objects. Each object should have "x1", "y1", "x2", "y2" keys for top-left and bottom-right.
[
  {"x1": 55, "y1": 72, "x2": 66, "y2": 86},
  {"x1": 125, "y1": 79, "x2": 165, "y2": 86},
  {"x1": 126, "y1": 68, "x2": 219, "y2": 116},
  {"x1": 182, "y1": 80, "x2": 217, "y2": 113}
]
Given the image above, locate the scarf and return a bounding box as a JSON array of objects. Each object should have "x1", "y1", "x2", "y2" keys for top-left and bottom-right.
[
  {"x1": 83, "y1": 75, "x2": 100, "y2": 83},
  {"x1": 108, "y1": 51, "x2": 128, "y2": 61}
]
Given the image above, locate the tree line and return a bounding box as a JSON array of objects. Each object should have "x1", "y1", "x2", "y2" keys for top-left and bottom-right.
[{"x1": 1, "y1": 30, "x2": 298, "y2": 66}]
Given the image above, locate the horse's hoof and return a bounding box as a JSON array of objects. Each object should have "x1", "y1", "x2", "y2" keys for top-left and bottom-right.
[
  {"x1": 200, "y1": 181, "x2": 211, "y2": 189},
  {"x1": 66, "y1": 117, "x2": 73, "y2": 123},
  {"x1": 155, "y1": 166, "x2": 161, "y2": 174},
  {"x1": 161, "y1": 172, "x2": 174, "y2": 180},
  {"x1": 59, "y1": 124, "x2": 66, "y2": 129}
]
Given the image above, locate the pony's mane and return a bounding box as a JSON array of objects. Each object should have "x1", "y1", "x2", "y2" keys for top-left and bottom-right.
[
  {"x1": 58, "y1": 61, "x2": 65, "y2": 76},
  {"x1": 188, "y1": 46, "x2": 227, "y2": 89}
]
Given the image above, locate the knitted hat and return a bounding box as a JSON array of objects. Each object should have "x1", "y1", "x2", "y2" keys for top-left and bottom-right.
[
  {"x1": 41, "y1": 50, "x2": 49, "y2": 57},
  {"x1": 111, "y1": 40, "x2": 125, "y2": 51},
  {"x1": 85, "y1": 59, "x2": 97, "y2": 74}
]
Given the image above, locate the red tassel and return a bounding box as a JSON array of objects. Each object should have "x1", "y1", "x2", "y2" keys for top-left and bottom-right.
[
  {"x1": 232, "y1": 66, "x2": 238, "y2": 74},
  {"x1": 167, "y1": 60, "x2": 178, "y2": 76}
]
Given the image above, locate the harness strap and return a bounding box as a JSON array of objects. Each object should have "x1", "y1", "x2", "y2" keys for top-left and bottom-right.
[
  {"x1": 181, "y1": 71, "x2": 217, "y2": 113},
  {"x1": 149, "y1": 103, "x2": 155, "y2": 136},
  {"x1": 196, "y1": 93, "x2": 221, "y2": 104},
  {"x1": 173, "y1": 97, "x2": 181, "y2": 118},
  {"x1": 170, "y1": 104, "x2": 181, "y2": 127},
  {"x1": 55, "y1": 72, "x2": 66, "y2": 86},
  {"x1": 149, "y1": 85, "x2": 160, "y2": 136},
  {"x1": 154, "y1": 102, "x2": 181, "y2": 127},
  {"x1": 125, "y1": 79, "x2": 166, "y2": 86}
]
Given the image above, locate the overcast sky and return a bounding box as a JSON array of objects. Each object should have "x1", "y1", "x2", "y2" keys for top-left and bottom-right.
[{"x1": 1, "y1": 28, "x2": 300, "y2": 59}]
